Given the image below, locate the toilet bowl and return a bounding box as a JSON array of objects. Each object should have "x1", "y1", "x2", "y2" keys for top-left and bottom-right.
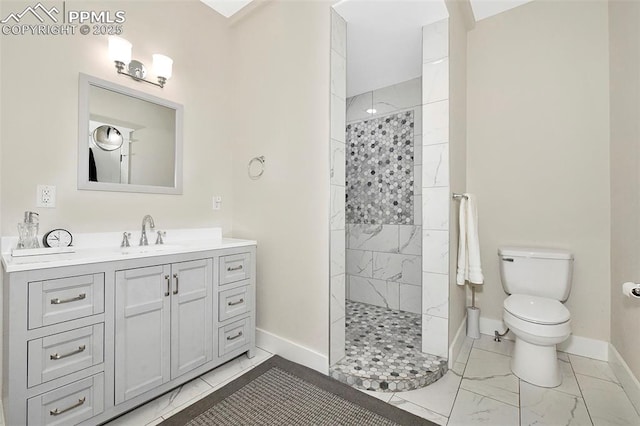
[
  {"x1": 498, "y1": 247, "x2": 574, "y2": 388},
  {"x1": 503, "y1": 294, "x2": 571, "y2": 387}
]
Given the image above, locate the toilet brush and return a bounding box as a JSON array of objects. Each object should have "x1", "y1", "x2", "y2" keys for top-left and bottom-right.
[
  {"x1": 466, "y1": 285, "x2": 481, "y2": 339},
  {"x1": 471, "y1": 284, "x2": 476, "y2": 308}
]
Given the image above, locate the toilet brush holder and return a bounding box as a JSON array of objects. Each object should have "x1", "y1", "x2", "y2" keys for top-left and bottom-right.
[{"x1": 467, "y1": 306, "x2": 481, "y2": 339}]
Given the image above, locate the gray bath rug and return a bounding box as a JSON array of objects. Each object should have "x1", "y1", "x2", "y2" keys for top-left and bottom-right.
[{"x1": 161, "y1": 355, "x2": 437, "y2": 426}]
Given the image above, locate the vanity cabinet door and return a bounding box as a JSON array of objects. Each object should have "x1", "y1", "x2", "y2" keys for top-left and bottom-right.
[
  {"x1": 115, "y1": 265, "x2": 171, "y2": 404},
  {"x1": 170, "y1": 259, "x2": 213, "y2": 378}
]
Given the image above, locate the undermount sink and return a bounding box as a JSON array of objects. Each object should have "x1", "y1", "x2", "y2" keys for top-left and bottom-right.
[{"x1": 121, "y1": 244, "x2": 182, "y2": 255}]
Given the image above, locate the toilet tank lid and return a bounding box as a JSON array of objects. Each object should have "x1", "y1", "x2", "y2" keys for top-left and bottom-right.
[{"x1": 498, "y1": 247, "x2": 573, "y2": 260}]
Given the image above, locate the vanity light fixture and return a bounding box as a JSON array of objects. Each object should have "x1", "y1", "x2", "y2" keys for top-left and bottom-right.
[
  {"x1": 366, "y1": 108, "x2": 377, "y2": 114},
  {"x1": 108, "y1": 36, "x2": 173, "y2": 88}
]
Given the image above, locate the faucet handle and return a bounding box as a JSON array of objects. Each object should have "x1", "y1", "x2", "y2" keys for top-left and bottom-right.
[
  {"x1": 121, "y1": 232, "x2": 132, "y2": 248},
  {"x1": 155, "y1": 230, "x2": 166, "y2": 245}
]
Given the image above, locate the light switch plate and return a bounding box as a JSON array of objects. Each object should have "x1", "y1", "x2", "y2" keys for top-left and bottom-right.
[{"x1": 213, "y1": 196, "x2": 222, "y2": 210}]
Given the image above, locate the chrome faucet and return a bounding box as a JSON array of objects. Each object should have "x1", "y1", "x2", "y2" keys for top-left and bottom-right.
[{"x1": 140, "y1": 215, "x2": 155, "y2": 246}]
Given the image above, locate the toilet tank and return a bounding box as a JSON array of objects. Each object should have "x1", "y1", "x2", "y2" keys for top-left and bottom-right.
[{"x1": 498, "y1": 247, "x2": 574, "y2": 301}]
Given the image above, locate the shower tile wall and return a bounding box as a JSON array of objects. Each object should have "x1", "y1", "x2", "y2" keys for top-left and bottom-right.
[
  {"x1": 421, "y1": 19, "x2": 450, "y2": 359},
  {"x1": 346, "y1": 77, "x2": 423, "y2": 315},
  {"x1": 329, "y1": 9, "x2": 347, "y2": 366},
  {"x1": 332, "y1": 16, "x2": 451, "y2": 365}
]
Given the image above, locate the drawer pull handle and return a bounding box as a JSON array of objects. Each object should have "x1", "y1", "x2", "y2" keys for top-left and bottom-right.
[
  {"x1": 228, "y1": 298, "x2": 244, "y2": 306},
  {"x1": 165, "y1": 275, "x2": 170, "y2": 297},
  {"x1": 50, "y1": 345, "x2": 86, "y2": 360},
  {"x1": 50, "y1": 293, "x2": 86, "y2": 305},
  {"x1": 227, "y1": 265, "x2": 243, "y2": 272},
  {"x1": 227, "y1": 331, "x2": 243, "y2": 341},
  {"x1": 50, "y1": 397, "x2": 86, "y2": 416}
]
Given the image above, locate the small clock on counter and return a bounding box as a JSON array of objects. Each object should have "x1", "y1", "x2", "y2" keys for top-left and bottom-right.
[{"x1": 43, "y1": 228, "x2": 73, "y2": 248}]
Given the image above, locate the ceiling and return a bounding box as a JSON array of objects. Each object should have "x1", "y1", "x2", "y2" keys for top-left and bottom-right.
[
  {"x1": 200, "y1": 0, "x2": 253, "y2": 18},
  {"x1": 199, "y1": 0, "x2": 536, "y2": 97},
  {"x1": 333, "y1": 0, "x2": 535, "y2": 97},
  {"x1": 470, "y1": 0, "x2": 534, "y2": 21},
  {"x1": 334, "y1": 0, "x2": 449, "y2": 97}
]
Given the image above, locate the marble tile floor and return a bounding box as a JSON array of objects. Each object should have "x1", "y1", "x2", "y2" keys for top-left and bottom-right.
[
  {"x1": 330, "y1": 301, "x2": 448, "y2": 392},
  {"x1": 105, "y1": 335, "x2": 640, "y2": 426},
  {"x1": 105, "y1": 348, "x2": 273, "y2": 426},
  {"x1": 362, "y1": 334, "x2": 640, "y2": 426}
]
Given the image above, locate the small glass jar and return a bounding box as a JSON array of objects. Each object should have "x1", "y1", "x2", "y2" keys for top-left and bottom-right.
[{"x1": 17, "y1": 222, "x2": 40, "y2": 249}]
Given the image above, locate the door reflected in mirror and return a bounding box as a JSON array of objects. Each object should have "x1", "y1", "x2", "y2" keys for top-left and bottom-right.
[{"x1": 78, "y1": 74, "x2": 183, "y2": 194}]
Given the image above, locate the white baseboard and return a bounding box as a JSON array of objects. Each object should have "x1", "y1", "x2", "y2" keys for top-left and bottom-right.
[
  {"x1": 558, "y1": 335, "x2": 609, "y2": 361},
  {"x1": 479, "y1": 316, "x2": 608, "y2": 361},
  {"x1": 609, "y1": 344, "x2": 640, "y2": 416},
  {"x1": 256, "y1": 328, "x2": 329, "y2": 374},
  {"x1": 448, "y1": 316, "x2": 467, "y2": 368}
]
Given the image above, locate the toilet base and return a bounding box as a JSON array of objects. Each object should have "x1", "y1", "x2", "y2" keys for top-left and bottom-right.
[{"x1": 511, "y1": 338, "x2": 562, "y2": 388}]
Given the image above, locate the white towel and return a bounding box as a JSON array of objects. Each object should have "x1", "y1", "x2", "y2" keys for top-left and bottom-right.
[{"x1": 456, "y1": 193, "x2": 484, "y2": 285}]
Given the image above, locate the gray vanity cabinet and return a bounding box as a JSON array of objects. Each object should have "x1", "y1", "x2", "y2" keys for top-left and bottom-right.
[
  {"x1": 114, "y1": 259, "x2": 213, "y2": 404},
  {"x1": 2, "y1": 243, "x2": 256, "y2": 426}
]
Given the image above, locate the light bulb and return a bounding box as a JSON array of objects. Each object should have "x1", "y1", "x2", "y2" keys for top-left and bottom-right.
[
  {"x1": 108, "y1": 36, "x2": 132, "y2": 64},
  {"x1": 152, "y1": 54, "x2": 173, "y2": 79}
]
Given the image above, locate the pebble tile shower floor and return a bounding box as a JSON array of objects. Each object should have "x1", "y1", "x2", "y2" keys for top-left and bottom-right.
[{"x1": 330, "y1": 301, "x2": 448, "y2": 392}]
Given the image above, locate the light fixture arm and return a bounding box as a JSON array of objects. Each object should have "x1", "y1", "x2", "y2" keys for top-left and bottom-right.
[{"x1": 114, "y1": 61, "x2": 166, "y2": 88}]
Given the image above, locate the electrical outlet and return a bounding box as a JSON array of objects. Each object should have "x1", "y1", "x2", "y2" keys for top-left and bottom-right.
[
  {"x1": 36, "y1": 185, "x2": 56, "y2": 208},
  {"x1": 212, "y1": 196, "x2": 222, "y2": 210}
]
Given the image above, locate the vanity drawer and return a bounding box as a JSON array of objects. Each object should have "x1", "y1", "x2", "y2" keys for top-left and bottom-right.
[
  {"x1": 27, "y1": 373, "x2": 104, "y2": 426},
  {"x1": 219, "y1": 253, "x2": 251, "y2": 285},
  {"x1": 29, "y1": 274, "x2": 105, "y2": 329},
  {"x1": 27, "y1": 324, "x2": 104, "y2": 388},
  {"x1": 218, "y1": 285, "x2": 251, "y2": 322},
  {"x1": 218, "y1": 317, "x2": 250, "y2": 357}
]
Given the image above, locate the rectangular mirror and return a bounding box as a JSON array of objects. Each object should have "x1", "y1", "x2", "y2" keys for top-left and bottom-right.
[{"x1": 78, "y1": 73, "x2": 183, "y2": 194}]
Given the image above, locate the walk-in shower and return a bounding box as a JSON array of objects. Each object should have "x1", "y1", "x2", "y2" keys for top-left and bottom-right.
[
  {"x1": 329, "y1": 4, "x2": 453, "y2": 393},
  {"x1": 330, "y1": 79, "x2": 447, "y2": 391}
]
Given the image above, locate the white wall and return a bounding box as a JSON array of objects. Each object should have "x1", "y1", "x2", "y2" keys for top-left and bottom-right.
[
  {"x1": 329, "y1": 8, "x2": 347, "y2": 366},
  {"x1": 609, "y1": 0, "x2": 640, "y2": 385},
  {"x1": 446, "y1": 0, "x2": 468, "y2": 352},
  {"x1": 0, "y1": 0, "x2": 333, "y2": 373},
  {"x1": 0, "y1": 12, "x2": 3, "y2": 395},
  {"x1": 466, "y1": 0, "x2": 611, "y2": 342},
  {"x1": 229, "y1": 1, "x2": 331, "y2": 360},
  {"x1": 0, "y1": 1, "x2": 232, "y2": 236}
]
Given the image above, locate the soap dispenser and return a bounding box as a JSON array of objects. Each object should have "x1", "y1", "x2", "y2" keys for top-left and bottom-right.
[{"x1": 16, "y1": 211, "x2": 40, "y2": 249}]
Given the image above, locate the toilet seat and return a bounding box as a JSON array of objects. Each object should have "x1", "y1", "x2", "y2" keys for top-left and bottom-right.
[{"x1": 504, "y1": 294, "x2": 570, "y2": 325}]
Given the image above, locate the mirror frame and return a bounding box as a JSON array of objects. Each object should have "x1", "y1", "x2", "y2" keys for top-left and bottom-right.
[{"x1": 78, "y1": 73, "x2": 184, "y2": 194}]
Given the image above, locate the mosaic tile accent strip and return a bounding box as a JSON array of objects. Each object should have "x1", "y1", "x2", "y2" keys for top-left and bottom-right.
[
  {"x1": 330, "y1": 301, "x2": 447, "y2": 393},
  {"x1": 346, "y1": 111, "x2": 415, "y2": 225}
]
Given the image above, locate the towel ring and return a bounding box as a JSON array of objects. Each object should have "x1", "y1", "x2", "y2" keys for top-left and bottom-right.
[{"x1": 248, "y1": 156, "x2": 265, "y2": 180}]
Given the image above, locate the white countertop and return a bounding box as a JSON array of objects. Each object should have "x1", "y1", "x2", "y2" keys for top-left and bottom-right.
[{"x1": 1, "y1": 228, "x2": 256, "y2": 273}]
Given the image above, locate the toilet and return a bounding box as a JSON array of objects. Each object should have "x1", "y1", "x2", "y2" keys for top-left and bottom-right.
[{"x1": 498, "y1": 247, "x2": 574, "y2": 388}]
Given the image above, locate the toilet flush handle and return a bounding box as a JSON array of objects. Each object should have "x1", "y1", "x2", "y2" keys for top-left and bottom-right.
[{"x1": 503, "y1": 258, "x2": 514, "y2": 262}]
